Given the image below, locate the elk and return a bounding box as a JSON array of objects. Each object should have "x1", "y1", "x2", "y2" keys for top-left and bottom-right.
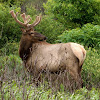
[{"x1": 10, "y1": 10, "x2": 86, "y2": 88}]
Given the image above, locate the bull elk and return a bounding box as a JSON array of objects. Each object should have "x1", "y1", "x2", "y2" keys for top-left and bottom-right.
[{"x1": 10, "y1": 10, "x2": 86, "y2": 88}]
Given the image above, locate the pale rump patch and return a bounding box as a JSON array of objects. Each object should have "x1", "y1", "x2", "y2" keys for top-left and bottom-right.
[{"x1": 70, "y1": 43, "x2": 86, "y2": 66}]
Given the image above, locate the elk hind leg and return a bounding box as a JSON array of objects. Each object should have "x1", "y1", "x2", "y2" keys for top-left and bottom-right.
[{"x1": 69, "y1": 67, "x2": 83, "y2": 89}]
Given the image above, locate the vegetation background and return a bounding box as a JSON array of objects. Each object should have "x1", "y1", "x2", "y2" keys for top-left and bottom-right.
[{"x1": 0, "y1": 0, "x2": 100, "y2": 99}]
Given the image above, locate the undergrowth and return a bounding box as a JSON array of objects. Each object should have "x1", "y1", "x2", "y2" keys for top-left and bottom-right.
[{"x1": 0, "y1": 48, "x2": 100, "y2": 100}]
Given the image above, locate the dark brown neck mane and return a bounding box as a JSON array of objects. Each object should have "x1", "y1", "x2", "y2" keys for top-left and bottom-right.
[{"x1": 19, "y1": 39, "x2": 32, "y2": 61}]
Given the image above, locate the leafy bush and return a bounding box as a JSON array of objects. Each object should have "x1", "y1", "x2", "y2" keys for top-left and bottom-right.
[
  {"x1": 0, "y1": 54, "x2": 22, "y2": 72},
  {"x1": 0, "y1": 54, "x2": 23, "y2": 80},
  {"x1": 44, "y1": 0, "x2": 100, "y2": 28},
  {"x1": 0, "y1": 0, "x2": 25, "y2": 5},
  {"x1": 0, "y1": 42, "x2": 19, "y2": 56},
  {"x1": 0, "y1": 3, "x2": 21, "y2": 48},
  {"x1": 82, "y1": 48, "x2": 100, "y2": 89},
  {"x1": 57, "y1": 23, "x2": 100, "y2": 48}
]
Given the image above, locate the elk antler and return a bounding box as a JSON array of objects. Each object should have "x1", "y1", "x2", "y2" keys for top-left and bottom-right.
[
  {"x1": 10, "y1": 10, "x2": 41, "y2": 28},
  {"x1": 21, "y1": 13, "x2": 31, "y2": 25},
  {"x1": 28, "y1": 16, "x2": 41, "y2": 27}
]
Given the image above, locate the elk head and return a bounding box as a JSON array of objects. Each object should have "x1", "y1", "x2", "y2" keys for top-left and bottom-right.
[{"x1": 10, "y1": 10, "x2": 47, "y2": 43}]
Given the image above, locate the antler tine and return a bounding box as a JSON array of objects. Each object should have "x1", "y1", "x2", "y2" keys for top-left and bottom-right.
[
  {"x1": 21, "y1": 13, "x2": 26, "y2": 23},
  {"x1": 26, "y1": 15, "x2": 31, "y2": 24},
  {"x1": 28, "y1": 16, "x2": 41, "y2": 27},
  {"x1": 10, "y1": 10, "x2": 27, "y2": 27},
  {"x1": 21, "y1": 13, "x2": 32, "y2": 25}
]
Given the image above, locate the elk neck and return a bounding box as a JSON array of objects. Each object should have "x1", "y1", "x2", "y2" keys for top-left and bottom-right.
[
  {"x1": 19, "y1": 38, "x2": 32, "y2": 61},
  {"x1": 19, "y1": 38, "x2": 50, "y2": 61}
]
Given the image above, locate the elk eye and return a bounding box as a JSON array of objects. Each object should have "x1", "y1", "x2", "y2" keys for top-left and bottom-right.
[
  {"x1": 30, "y1": 33, "x2": 34, "y2": 36},
  {"x1": 29, "y1": 32, "x2": 34, "y2": 35}
]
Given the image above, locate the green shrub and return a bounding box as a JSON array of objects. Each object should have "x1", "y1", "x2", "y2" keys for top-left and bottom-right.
[
  {"x1": 0, "y1": 42, "x2": 19, "y2": 56},
  {"x1": 0, "y1": 54, "x2": 22, "y2": 70},
  {"x1": 44, "y1": 0, "x2": 100, "y2": 28},
  {"x1": 0, "y1": 54, "x2": 23, "y2": 79},
  {"x1": 82, "y1": 48, "x2": 100, "y2": 88},
  {"x1": 72, "y1": 87, "x2": 100, "y2": 100},
  {"x1": 0, "y1": 3, "x2": 21, "y2": 48},
  {"x1": 57, "y1": 23, "x2": 100, "y2": 48},
  {"x1": 0, "y1": 0, "x2": 25, "y2": 5}
]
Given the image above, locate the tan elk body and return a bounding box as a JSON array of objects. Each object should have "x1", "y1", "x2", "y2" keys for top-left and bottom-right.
[{"x1": 10, "y1": 10, "x2": 86, "y2": 88}]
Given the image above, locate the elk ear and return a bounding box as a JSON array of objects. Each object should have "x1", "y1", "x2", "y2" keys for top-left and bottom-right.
[
  {"x1": 20, "y1": 28, "x2": 26, "y2": 33},
  {"x1": 26, "y1": 28, "x2": 33, "y2": 32}
]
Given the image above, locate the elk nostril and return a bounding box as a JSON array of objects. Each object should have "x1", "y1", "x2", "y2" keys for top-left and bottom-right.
[
  {"x1": 39, "y1": 39, "x2": 43, "y2": 41},
  {"x1": 39, "y1": 37, "x2": 47, "y2": 41}
]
